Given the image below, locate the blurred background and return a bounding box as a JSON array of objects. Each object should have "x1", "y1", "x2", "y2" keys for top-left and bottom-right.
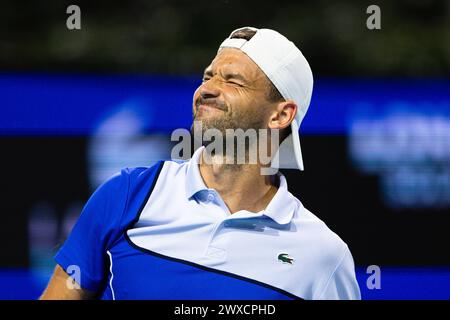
[{"x1": 0, "y1": 0, "x2": 449, "y2": 299}]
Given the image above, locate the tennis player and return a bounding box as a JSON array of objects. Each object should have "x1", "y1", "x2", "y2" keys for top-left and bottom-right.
[{"x1": 41, "y1": 27, "x2": 361, "y2": 300}]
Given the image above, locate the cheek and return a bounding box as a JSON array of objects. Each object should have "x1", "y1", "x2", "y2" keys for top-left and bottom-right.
[
  {"x1": 221, "y1": 86, "x2": 249, "y2": 107},
  {"x1": 233, "y1": 93, "x2": 272, "y2": 126},
  {"x1": 225, "y1": 89, "x2": 262, "y2": 113}
]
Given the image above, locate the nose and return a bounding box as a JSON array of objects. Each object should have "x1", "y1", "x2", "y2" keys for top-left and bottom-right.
[{"x1": 199, "y1": 80, "x2": 221, "y2": 100}]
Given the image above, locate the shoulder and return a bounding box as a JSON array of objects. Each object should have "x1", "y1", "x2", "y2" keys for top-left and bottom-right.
[
  {"x1": 125, "y1": 158, "x2": 193, "y2": 194},
  {"x1": 298, "y1": 204, "x2": 347, "y2": 247},
  {"x1": 90, "y1": 161, "x2": 168, "y2": 216},
  {"x1": 289, "y1": 201, "x2": 359, "y2": 298},
  {"x1": 125, "y1": 159, "x2": 189, "y2": 180},
  {"x1": 291, "y1": 199, "x2": 351, "y2": 271},
  {"x1": 115, "y1": 159, "x2": 189, "y2": 207},
  {"x1": 118, "y1": 159, "x2": 183, "y2": 191},
  {"x1": 121, "y1": 160, "x2": 166, "y2": 184}
]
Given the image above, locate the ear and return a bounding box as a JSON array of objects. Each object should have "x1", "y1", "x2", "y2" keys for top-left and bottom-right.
[{"x1": 267, "y1": 100, "x2": 297, "y2": 130}]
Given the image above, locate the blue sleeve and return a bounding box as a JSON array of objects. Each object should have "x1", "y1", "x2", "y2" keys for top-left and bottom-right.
[{"x1": 54, "y1": 169, "x2": 130, "y2": 292}]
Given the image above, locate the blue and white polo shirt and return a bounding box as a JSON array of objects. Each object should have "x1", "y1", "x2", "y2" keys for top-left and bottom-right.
[{"x1": 55, "y1": 146, "x2": 361, "y2": 300}]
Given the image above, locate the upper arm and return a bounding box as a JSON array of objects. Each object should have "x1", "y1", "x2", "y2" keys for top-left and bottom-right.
[
  {"x1": 50, "y1": 170, "x2": 131, "y2": 295},
  {"x1": 42, "y1": 163, "x2": 163, "y2": 300},
  {"x1": 40, "y1": 265, "x2": 94, "y2": 300}
]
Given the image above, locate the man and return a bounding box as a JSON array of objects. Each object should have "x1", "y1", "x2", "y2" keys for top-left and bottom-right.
[{"x1": 41, "y1": 27, "x2": 361, "y2": 300}]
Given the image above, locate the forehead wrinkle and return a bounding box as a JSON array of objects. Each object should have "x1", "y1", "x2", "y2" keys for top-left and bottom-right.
[{"x1": 215, "y1": 50, "x2": 265, "y2": 78}]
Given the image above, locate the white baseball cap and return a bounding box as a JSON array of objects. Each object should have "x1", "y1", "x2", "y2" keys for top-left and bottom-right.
[{"x1": 218, "y1": 26, "x2": 313, "y2": 170}]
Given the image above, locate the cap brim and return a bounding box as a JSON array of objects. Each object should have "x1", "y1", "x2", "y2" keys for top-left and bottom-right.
[
  {"x1": 290, "y1": 119, "x2": 304, "y2": 170},
  {"x1": 270, "y1": 119, "x2": 304, "y2": 171}
]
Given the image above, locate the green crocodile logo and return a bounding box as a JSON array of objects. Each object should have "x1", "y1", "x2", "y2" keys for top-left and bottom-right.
[{"x1": 278, "y1": 253, "x2": 294, "y2": 265}]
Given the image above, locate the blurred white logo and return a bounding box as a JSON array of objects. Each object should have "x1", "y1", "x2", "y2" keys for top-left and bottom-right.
[{"x1": 350, "y1": 105, "x2": 450, "y2": 209}]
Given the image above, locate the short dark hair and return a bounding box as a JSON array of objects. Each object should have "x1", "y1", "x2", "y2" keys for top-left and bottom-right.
[{"x1": 230, "y1": 28, "x2": 291, "y2": 142}]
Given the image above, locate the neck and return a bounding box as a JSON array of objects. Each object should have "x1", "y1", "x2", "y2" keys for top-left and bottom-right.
[{"x1": 198, "y1": 150, "x2": 278, "y2": 214}]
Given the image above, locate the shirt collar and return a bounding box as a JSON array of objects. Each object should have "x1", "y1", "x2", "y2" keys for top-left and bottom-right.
[
  {"x1": 185, "y1": 146, "x2": 296, "y2": 225},
  {"x1": 263, "y1": 174, "x2": 297, "y2": 225}
]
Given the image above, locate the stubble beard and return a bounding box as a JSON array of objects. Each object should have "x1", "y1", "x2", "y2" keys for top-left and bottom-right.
[{"x1": 191, "y1": 105, "x2": 267, "y2": 167}]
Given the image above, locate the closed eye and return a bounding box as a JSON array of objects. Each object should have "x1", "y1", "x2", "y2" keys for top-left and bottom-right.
[{"x1": 227, "y1": 80, "x2": 244, "y2": 87}]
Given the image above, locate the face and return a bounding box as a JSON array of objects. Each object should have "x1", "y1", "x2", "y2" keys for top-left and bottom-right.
[{"x1": 192, "y1": 48, "x2": 278, "y2": 137}]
